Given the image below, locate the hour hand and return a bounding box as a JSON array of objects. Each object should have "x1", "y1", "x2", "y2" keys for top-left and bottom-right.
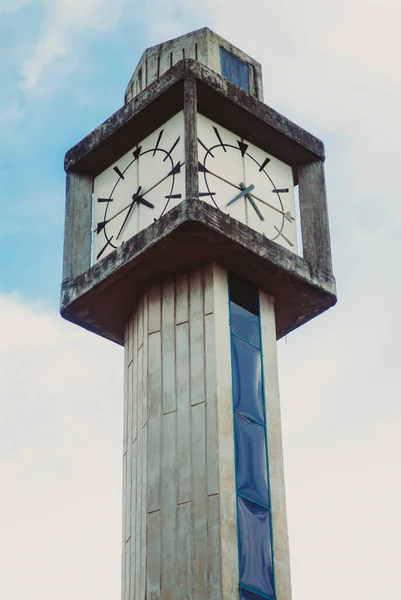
[
  {"x1": 226, "y1": 183, "x2": 255, "y2": 207},
  {"x1": 137, "y1": 196, "x2": 154, "y2": 209},
  {"x1": 240, "y1": 183, "x2": 264, "y2": 221}
]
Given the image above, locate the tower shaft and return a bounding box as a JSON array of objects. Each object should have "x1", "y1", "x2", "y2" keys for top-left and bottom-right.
[{"x1": 122, "y1": 264, "x2": 291, "y2": 599}]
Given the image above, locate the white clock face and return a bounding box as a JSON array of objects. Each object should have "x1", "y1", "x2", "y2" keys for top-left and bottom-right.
[
  {"x1": 93, "y1": 111, "x2": 185, "y2": 263},
  {"x1": 197, "y1": 114, "x2": 298, "y2": 253}
]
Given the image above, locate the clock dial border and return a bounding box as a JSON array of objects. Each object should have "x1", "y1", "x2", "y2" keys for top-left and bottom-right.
[
  {"x1": 197, "y1": 114, "x2": 298, "y2": 253},
  {"x1": 93, "y1": 111, "x2": 185, "y2": 264}
]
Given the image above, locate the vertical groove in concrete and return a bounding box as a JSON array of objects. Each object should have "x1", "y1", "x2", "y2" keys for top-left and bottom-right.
[
  {"x1": 212, "y1": 265, "x2": 239, "y2": 600},
  {"x1": 122, "y1": 265, "x2": 237, "y2": 599},
  {"x1": 260, "y1": 290, "x2": 292, "y2": 600}
]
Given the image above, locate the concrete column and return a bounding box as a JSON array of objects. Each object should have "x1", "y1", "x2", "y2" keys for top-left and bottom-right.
[
  {"x1": 121, "y1": 268, "x2": 291, "y2": 600},
  {"x1": 121, "y1": 264, "x2": 237, "y2": 600},
  {"x1": 260, "y1": 290, "x2": 292, "y2": 600}
]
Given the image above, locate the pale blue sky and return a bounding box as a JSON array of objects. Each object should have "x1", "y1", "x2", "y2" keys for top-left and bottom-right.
[{"x1": 1, "y1": 1, "x2": 401, "y2": 599}]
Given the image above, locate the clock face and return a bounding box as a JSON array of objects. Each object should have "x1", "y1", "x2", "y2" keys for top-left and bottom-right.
[
  {"x1": 197, "y1": 114, "x2": 298, "y2": 253},
  {"x1": 93, "y1": 111, "x2": 185, "y2": 263}
]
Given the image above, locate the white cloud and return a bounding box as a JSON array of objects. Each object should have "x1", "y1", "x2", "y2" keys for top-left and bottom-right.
[
  {"x1": 0, "y1": 102, "x2": 24, "y2": 122},
  {"x1": 1, "y1": 283, "x2": 401, "y2": 600},
  {"x1": 0, "y1": 0, "x2": 35, "y2": 12},
  {"x1": 278, "y1": 257, "x2": 401, "y2": 442},
  {"x1": 21, "y1": 0, "x2": 131, "y2": 93},
  {"x1": 137, "y1": 0, "x2": 401, "y2": 238},
  {"x1": 19, "y1": 0, "x2": 213, "y2": 94},
  {"x1": 4, "y1": 1, "x2": 401, "y2": 598},
  {"x1": 143, "y1": 2, "x2": 208, "y2": 44},
  {"x1": 284, "y1": 416, "x2": 401, "y2": 600},
  {"x1": 0, "y1": 295, "x2": 123, "y2": 600}
]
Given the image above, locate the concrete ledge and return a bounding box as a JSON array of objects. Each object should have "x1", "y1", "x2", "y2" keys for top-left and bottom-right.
[
  {"x1": 61, "y1": 199, "x2": 336, "y2": 345},
  {"x1": 64, "y1": 59, "x2": 324, "y2": 177}
]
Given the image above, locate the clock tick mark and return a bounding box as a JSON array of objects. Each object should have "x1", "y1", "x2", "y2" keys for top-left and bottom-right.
[
  {"x1": 274, "y1": 226, "x2": 294, "y2": 247},
  {"x1": 97, "y1": 237, "x2": 113, "y2": 260},
  {"x1": 198, "y1": 138, "x2": 214, "y2": 158},
  {"x1": 163, "y1": 136, "x2": 180, "y2": 161},
  {"x1": 153, "y1": 130, "x2": 164, "y2": 156},
  {"x1": 132, "y1": 146, "x2": 142, "y2": 160},
  {"x1": 96, "y1": 221, "x2": 106, "y2": 234},
  {"x1": 168, "y1": 162, "x2": 181, "y2": 176},
  {"x1": 198, "y1": 161, "x2": 209, "y2": 173},
  {"x1": 273, "y1": 188, "x2": 289, "y2": 193},
  {"x1": 97, "y1": 197, "x2": 112, "y2": 203},
  {"x1": 259, "y1": 157, "x2": 271, "y2": 171},
  {"x1": 113, "y1": 166, "x2": 124, "y2": 179},
  {"x1": 237, "y1": 140, "x2": 248, "y2": 157},
  {"x1": 165, "y1": 193, "x2": 182, "y2": 199},
  {"x1": 213, "y1": 127, "x2": 226, "y2": 151}
]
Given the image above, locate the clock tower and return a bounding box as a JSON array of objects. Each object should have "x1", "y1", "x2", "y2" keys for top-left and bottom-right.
[{"x1": 61, "y1": 27, "x2": 336, "y2": 600}]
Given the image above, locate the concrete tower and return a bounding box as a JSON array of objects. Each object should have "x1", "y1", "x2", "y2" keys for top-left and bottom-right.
[{"x1": 61, "y1": 27, "x2": 336, "y2": 600}]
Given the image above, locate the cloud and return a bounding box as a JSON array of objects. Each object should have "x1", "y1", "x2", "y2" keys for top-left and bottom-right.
[
  {"x1": 0, "y1": 294, "x2": 123, "y2": 600},
  {"x1": 0, "y1": 102, "x2": 24, "y2": 122},
  {"x1": 21, "y1": 0, "x2": 131, "y2": 94},
  {"x1": 284, "y1": 416, "x2": 401, "y2": 600},
  {"x1": 143, "y1": 1, "x2": 209, "y2": 44},
  {"x1": 0, "y1": 0, "x2": 34, "y2": 12},
  {"x1": 3, "y1": 2, "x2": 401, "y2": 598},
  {"x1": 2, "y1": 282, "x2": 401, "y2": 600},
  {"x1": 19, "y1": 0, "x2": 214, "y2": 95},
  {"x1": 277, "y1": 274, "x2": 401, "y2": 600},
  {"x1": 278, "y1": 251, "x2": 401, "y2": 444}
]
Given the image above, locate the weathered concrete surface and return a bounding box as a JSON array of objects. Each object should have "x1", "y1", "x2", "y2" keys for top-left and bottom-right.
[
  {"x1": 61, "y1": 58, "x2": 336, "y2": 346},
  {"x1": 299, "y1": 161, "x2": 333, "y2": 274},
  {"x1": 60, "y1": 199, "x2": 336, "y2": 346},
  {"x1": 62, "y1": 172, "x2": 92, "y2": 282},
  {"x1": 125, "y1": 27, "x2": 264, "y2": 104},
  {"x1": 260, "y1": 290, "x2": 292, "y2": 600},
  {"x1": 64, "y1": 59, "x2": 324, "y2": 177},
  {"x1": 184, "y1": 77, "x2": 199, "y2": 199},
  {"x1": 121, "y1": 265, "x2": 238, "y2": 599}
]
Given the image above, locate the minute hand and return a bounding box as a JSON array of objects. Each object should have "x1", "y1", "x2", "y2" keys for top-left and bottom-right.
[
  {"x1": 94, "y1": 161, "x2": 184, "y2": 233},
  {"x1": 240, "y1": 183, "x2": 264, "y2": 221},
  {"x1": 116, "y1": 187, "x2": 141, "y2": 240},
  {"x1": 204, "y1": 168, "x2": 293, "y2": 222},
  {"x1": 249, "y1": 190, "x2": 294, "y2": 222}
]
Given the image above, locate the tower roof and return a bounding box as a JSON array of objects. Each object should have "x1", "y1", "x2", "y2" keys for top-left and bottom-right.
[{"x1": 125, "y1": 27, "x2": 264, "y2": 103}]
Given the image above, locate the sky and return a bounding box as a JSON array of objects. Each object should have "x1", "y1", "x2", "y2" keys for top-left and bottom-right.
[{"x1": 1, "y1": 0, "x2": 401, "y2": 599}]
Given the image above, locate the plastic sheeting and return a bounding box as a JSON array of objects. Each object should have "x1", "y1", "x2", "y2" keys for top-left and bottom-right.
[
  {"x1": 238, "y1": 496, "x2": 274, "y2": 597},
  {"x1": 241, "y1": 588, "x2": 270, "y2": 600},
  {"x1": 234, "y1": 413, "x2": 269, "y2": 506},
  {"x1": 229, "y1": 292, "x2": 275, "y2": 599},
  {"x1": 230, "y1": 301, "x2": 261, "y2": 347},
  {"x1": 232, "y1": 335, "x2": 264, "y2": 425}
]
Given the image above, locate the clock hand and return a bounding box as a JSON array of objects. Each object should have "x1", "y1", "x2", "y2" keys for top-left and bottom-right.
[
  {"x1": 274, "y1": 225, "x2": 295, "y2": 247},
  {"x1": 239, "y1": 183, "x2": 264, "y2": 221},
  {"x1": 137, "y1": 197, "x2": 154, "y2": 209},
  {"x1": 204, "y1": 167, "x2": 241, "y2": 191},
  {"x1": 141, "y1": 161, "x2": 183, "y2": 196},
  {"x1": 95, "y1": 162, "x2": 184, "y2": 233},
  {"x1": 226, "y1": 183, "x2": 255, "y2": 206},
  {"x1": 202, "y1": 167, "x2": 294, "y2": 222},
  {"x1": 116, "y1": 186, "x2": 141, "y2": 240},
  {"x1": 250, "y1": 193, "x2": 294, "y2": 222}
]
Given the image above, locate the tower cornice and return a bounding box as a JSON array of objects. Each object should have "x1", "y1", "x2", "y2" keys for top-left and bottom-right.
[{"x1": 65, "y1": 59, "x2": 324, "y2": 177}]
